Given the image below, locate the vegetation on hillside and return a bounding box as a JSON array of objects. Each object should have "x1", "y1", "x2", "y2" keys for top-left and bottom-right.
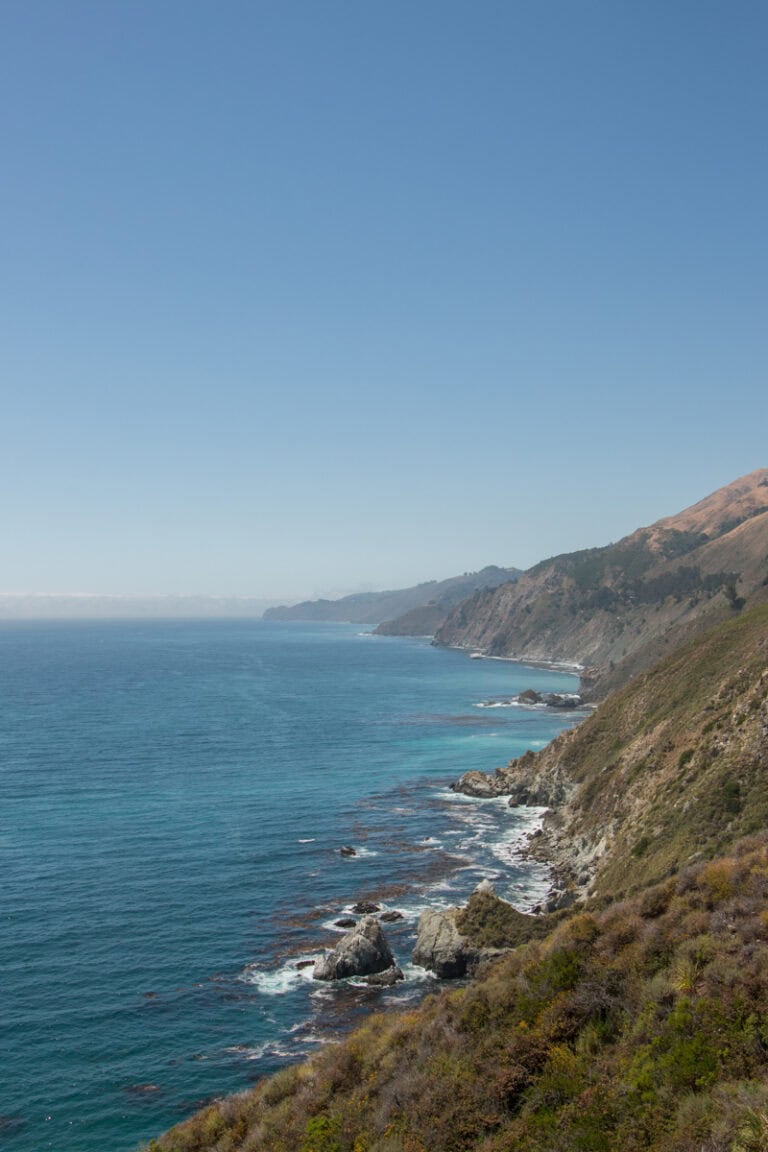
[
  {"x1": 147, "y1": 841, "x2": 768, "y2": 1152},
  {"x1": 509, "y1": 604, "x2": 768, "y2": 900},
  {"x1": 146, "y1": 604, "x2": 768, "y2": 1152},
  {"x1": 434, "y1": 469, "x2": 768, "y2": 695}
]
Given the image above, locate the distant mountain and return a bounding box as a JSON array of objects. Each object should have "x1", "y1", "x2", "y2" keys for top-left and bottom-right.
[
  {"x1": 435, "y1": 469, "x2": 768, "y2": 695},
  {"x1": 262, "y1": 566, "x2": 521, "y2": 628}
]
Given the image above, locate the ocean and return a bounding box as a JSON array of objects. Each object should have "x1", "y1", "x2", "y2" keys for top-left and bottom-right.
[{"x1": 0, "y1": 619, "x2": 581, "y2": 1151}]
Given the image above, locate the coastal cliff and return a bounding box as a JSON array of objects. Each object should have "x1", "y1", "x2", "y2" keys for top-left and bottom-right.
[
  {"x1": 455, "y1": 604, "x2": 768, "y2": 902},
  {"x1": 148, "y1": 604, "x2": 768, "y2": 1152},
  {"x1": 436, "y1": 469, "x2": 768, "y2": 697}
]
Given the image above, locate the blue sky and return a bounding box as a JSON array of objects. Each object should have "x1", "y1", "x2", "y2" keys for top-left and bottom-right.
[{"x1": 2, "y1": 1, "x2": 766, "y2": 598}]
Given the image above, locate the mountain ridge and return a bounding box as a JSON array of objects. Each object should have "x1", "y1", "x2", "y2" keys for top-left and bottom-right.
[
  {"x1": 435, "y1": 469, "x2": 768, "y2": 697},
  {"x1": 262, "y1": 566, "x2": 521, "y2": 627}
]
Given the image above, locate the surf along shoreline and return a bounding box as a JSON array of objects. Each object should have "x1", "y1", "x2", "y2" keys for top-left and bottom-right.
[
  {"x1": 146, "y1": 636, "x2": 593, "y2": 1146},
  {"x1": 241, "y1": 640, "x2": 592, "y2": 1068}
]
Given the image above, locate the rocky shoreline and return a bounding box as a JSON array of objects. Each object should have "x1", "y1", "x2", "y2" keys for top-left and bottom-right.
[
  {"x1": 278, "y1": 657, "x2": 596, "y2": 994},
  {"x1": 450, "y1": 732, "x2": 595, "y2": 909},
  {"x1": 475, "y1": 687, "x2": 592, "y2": 710},
  {"x1": 305, "y1": 721, "x2": 591, "y2": 988}
]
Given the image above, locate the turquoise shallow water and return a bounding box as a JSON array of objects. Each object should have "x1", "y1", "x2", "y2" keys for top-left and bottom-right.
[{"x1": 0, "y1": 620, "x2": 580, "y2": 1151}]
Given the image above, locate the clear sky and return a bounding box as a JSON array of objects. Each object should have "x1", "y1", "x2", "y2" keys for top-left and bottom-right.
[{"x1": 2, "y1": 1, "x2": 766, "y2": 599}]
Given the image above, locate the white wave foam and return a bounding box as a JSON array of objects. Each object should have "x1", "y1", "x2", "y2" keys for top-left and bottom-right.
[
  {"x1": 400, "y1": 961, "x2": 435, "y2": 983},
  {"x1": 241, "y1": 957, "x2": 318, "y2": 995},
  {"x1": 297, "y1": 838, "x2": 316, "y2": 844},
  {"x1": 223, "y1": 1042, "x2": 270, "y2": 1061}
]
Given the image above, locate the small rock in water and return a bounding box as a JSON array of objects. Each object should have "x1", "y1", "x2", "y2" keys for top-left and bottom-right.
[
  {"x1": 295, "y1": 960, "x2": 315, "y2": 970},
  {"x1": 340, "y1": 845, "x2": 357, "y2": 857},
  {"x1": 361, "y1": 965, "x2": 405, "y2": 987},
  {"x1": 313, "y1": 916, "x2": 395, "y2": 981},
  {"x1": 379, "y1": 910, "x2": 404, "y2": 922},
  {"x1": 518, "y1": 689, "x2": 542, "y2": 704},
  {"x1": 334, "y1": 918, "x2": 357, "y2": 928},
  {"x1": 352, "y1": 901, "x2": 380, "y2": 914}
]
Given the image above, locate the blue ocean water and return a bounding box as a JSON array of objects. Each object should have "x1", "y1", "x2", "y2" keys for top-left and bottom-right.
[{"x1": 0, "y1": 620, "x2": 581, "y2": 1151}]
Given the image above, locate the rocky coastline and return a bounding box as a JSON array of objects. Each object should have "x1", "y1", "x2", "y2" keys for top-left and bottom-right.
[
  {"x1": 450, "y1": 734, "x2": 592, "y2": 910},
  {"x1": 302, "y1": 702, "x2": 591, "y2": 990},
  {"x1": 254, "y1": 648, "x2": 597, "y2": 1006}
]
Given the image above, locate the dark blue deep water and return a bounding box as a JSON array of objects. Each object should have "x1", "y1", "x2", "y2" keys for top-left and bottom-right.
[{"x1": 0, "y1": 620, "x2": 581, "y2": 1151}]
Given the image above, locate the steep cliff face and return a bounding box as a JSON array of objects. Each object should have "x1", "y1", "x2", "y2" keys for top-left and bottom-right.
[
  {"x1": 455, "y1": 605, "x2": 768, "y2": 901},
  {"x1": 436, "y1": 469, "x2": 768, "y2": 694}
]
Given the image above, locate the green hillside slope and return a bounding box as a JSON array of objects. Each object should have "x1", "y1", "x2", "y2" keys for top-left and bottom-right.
[{"x1": 456, "y1": 604, "x2": 768, "y2": 902}]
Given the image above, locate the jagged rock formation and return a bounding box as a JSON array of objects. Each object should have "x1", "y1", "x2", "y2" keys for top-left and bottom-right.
[
  {"x1": 263, "y1": 566, "x2": 519, "y2": 628},
  {"x1": 313, "y1": 916, "x2": 395, "y2": 981},
  {"x1": 436, "y1": 469, "x2": 768, "y2": 696}
]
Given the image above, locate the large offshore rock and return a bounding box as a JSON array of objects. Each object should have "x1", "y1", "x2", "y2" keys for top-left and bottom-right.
[
  {"x1": 412, "y1": 909, "x2": 475, "y2": 978},
  {"x1": 313, "y1": 916, "x2": 395, "y2": 981},
  {"x1": 451, "y1": 770, "x2": 505, "y2": 798}
]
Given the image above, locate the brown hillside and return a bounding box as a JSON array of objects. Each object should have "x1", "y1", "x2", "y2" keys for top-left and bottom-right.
[
  {"x1": 435, "y1": 469, "x2": 768, "y2": 695},
  {"x1": 455, "y1": 605, "x2": 768, "y2": 903}
]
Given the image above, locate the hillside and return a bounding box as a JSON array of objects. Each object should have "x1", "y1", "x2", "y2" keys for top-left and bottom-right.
[
  {"x1": 147, "y1": 607, "x2": 768, "y2": 1152},
  {"x1": 455, "y1": 604, "x2": 768, "y2": 903},
  {"x1": 263, "y1": 566, "x2": 519, "y2": 627},
  {"x1": 436, "y1": 469, "x2": 768, "y2": 696},
  {"x1": 372, "y1": 601, "x2": 448, "y2": 636},
  {"x1": 147, "y1": 841, "x2": 768, "y2": 1152}
]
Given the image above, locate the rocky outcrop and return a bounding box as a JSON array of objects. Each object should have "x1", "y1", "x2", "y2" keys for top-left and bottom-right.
[
  {"x1": 361, "y1": 966, "x2": 404, "y2": 987},
  {"x1": 452, "y1": 738, "x2": 574, "y2": 806},
  {"x1": 412, "y1": 909, "x2": 477, "y2": 978},
  {"x1": 313, "y1": 917, "x2": 395, "y2": 981},
  {"x1": 451, "y1": 770, "x2": 507, "y2": 798}
]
